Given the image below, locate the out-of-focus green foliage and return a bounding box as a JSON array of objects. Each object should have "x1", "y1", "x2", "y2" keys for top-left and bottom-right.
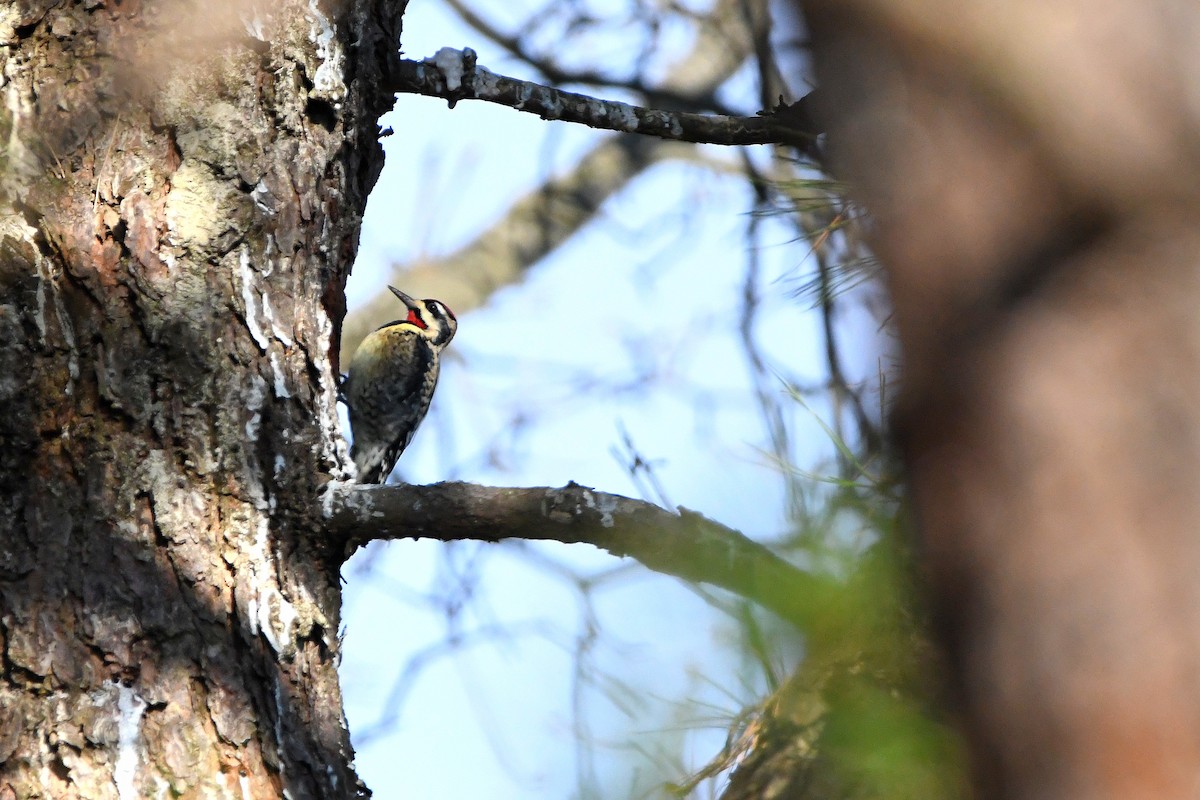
[
  {"x1": 678, "y1": 174, "x2": 971, "y2": 799},
  {"x1": 711, "y1": 474, "x2": 970, "y2": 800}
]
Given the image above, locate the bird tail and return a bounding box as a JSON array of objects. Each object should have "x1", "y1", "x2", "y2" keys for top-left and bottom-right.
[{"x1": 350, "y1": 444, "x2": 388, "y2": 484}]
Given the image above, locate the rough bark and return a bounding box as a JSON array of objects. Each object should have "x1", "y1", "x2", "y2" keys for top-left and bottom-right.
[
  {"x1": 797, "y1": 2, "x2": 1200, "y2": 798},
  {"x1": 0, "y1": 0, "x2": 401, "y2": 796}
]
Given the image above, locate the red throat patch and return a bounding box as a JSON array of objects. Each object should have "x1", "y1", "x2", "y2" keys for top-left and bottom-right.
[{"x1": 406, "y1": 309, "x2": 428, "y2": 329}]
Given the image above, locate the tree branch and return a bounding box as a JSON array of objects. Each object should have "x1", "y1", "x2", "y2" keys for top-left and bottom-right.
[
  {"x1": 324, "y1": 481, "x2": 831, "y2": 629},
  {"x1": 386, "y1": 49, "x2": 818, "y2": 149}
]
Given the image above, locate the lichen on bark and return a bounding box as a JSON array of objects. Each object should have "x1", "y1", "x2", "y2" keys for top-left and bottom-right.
[{"x1": 0, "y1": 0, "x2": 404, "y2": 796}]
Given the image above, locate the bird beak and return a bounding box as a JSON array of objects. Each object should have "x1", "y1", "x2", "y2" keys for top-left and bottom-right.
[{"x1": 388, "y1": 286, "x2": 420, "y2": 310}]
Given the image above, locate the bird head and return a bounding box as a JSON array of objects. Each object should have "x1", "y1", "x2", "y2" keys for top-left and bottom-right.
[{"x1": 388, "y1": 286, "x2": 457, "y2": 348}]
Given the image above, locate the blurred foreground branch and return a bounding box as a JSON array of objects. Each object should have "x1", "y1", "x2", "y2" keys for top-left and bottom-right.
[
  {"x1": 801, "y1": 1, "x2": 1200, "y2": 796},
  {"x1": 324, "y1": 481, "x2": 830, "y2": 628}
]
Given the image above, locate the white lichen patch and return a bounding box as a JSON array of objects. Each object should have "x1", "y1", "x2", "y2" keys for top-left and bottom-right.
[
  {"x1": 610, "y1": 102, "x2": 639, "y2": 132},
  {"x1": 237, "y1": 247, "x2": 270, "y2": 352},
  {"x1": 319, "y1": 479, "x2": 348, "y2": 519},
  {"x1": 432, "y1": 47, "x2": 466, "y2": 91},
  {"x1": 269, "y1": 351, "x2": 290, "y2": 398},
  {"x1": 243, "y1": 520, "x2": 265, "y2": 638},
  {"x1": 543, "y1": 488, "x2": 574, "y2": 524},
  {"x1": 265, "y1": 588, "x2": 300, "y2": 654},
  {"x1": 307, "y1": 0, "x2": 345, "y2": 103},
  {"x1": 243, "y1": 516, "x2": 298, "y2": 655},
  {"x1": 251, "y1": 179, "x2": 277, "y2": 215},
  {"x1": 322, "y1": 481, "x2": 387, "y2": 520},
  {"x1": 114, "y1": 683, "x2": 147, "y2": 800},
  {"x1": 595, "y1": 493, "x2": 619, "y2": 528},
  {"x1": 244, "y1": 373, "x2": 268, "y2": 445},
  {"x1": 2, "y1": 52, "x2": 36, "y2": 178},
  {"x1": 240, "y1": 244, "x2": 295, "y2": 356},
  {"x1": 261, "y1": 292, "x2": 294, "y2": 348},
  {"x1": 513, "y1": 81, "x2": 532, "y2": 110},
  {"x1": 541, "y1": 93, "x2": 564, "y2": 120},
  {"x1": 581, "y1": 490, "x2": 617, "y2": 528},
  {"x1": 313, "y1": 302, "x2": 354, "y2": 478},
  {"x1": 472, "y1": 65, "x2": 501, "y2": 97},
  {"x1": 0, "y1": 214, "x2": 50, "y2": 337}
]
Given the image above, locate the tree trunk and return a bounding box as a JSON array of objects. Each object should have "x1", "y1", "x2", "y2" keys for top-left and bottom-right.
[{"x1": 0, "y1": 0, "x2": 402, "y2": 796}]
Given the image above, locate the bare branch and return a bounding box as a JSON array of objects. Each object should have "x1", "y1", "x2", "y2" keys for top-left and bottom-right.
[
  {"x1": 324, "y1": 481, "x2": 830, "y2": 628},
  {"x1": 386, "y1": 50, "x2": 817, "y2": 149}
]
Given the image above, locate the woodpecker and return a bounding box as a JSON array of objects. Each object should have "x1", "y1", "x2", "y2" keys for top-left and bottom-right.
[{"x1": 344, "y1": 286, "x2": 457, "y2": 483}]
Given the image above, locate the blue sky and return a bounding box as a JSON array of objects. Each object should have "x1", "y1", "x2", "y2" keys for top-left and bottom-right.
[{"x1": 338, "y1": 3, "x2": 882, "y2": 797}]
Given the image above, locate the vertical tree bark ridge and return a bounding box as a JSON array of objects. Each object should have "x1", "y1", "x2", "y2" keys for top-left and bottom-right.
[
  {"x1": 797, "y1": 2, "x2": 1200, "y2": 798},
  {"x1": 0, "y1": 0, "x2": 403, "y2": 797}
]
